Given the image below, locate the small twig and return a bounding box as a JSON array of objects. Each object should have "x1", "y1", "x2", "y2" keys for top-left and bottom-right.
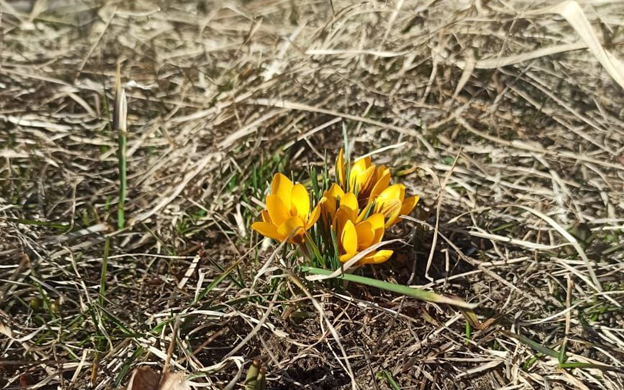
[
  {"x1": 113, "y1": 62, "x2": 128, "y2": 230},
  {"x1": 425, "y1": 148, "x2": 462, "y2": 281}
]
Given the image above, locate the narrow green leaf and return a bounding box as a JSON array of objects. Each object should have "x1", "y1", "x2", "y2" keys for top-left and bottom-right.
[
  {"x1": 301, "y1": 267, "x2": 477, "y2": 309},
  {"x1": 378, "y1": 370, "x2": 400, "y2": 390},
  {"x1": 195, "y1": 257, "x2": 243, "y2": 303},
  {"x1": 559, "y1": 362, "x2": 624, "y2": 373},
  {"x1": 558, "y1": 340, "x2": 567, "y2": 365},
  {"x1": 505, "y1": 331, "x2": 559, "y2": 358},
  {"x1": 245, "y1": 360, "x2": 261, "y2": 390}
]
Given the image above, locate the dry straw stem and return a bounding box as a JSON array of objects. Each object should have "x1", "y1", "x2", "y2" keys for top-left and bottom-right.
[
  {"x1": 1, "y1": 0, "x2": 624, "y2": 389},
  {"x1": 520, "y1": 1, "x2": 624, "y2": 89},
  {"x1": 113, "y1": 62, "x2": 128, "y2": 230}
]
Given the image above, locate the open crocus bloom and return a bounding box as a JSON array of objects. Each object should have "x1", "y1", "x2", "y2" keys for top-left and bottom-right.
[
  {"x1": 332, "y1": 191, "x2": 393, "y2": 265},
  {"x1": 336, "y1": 149, "x2": 419, "y2": 227},
  {"x1": 336, "y1": 149, "x2": 391, "y2": 206},
  {"x1": 252, "y1": 173, "x2": 324, "y2": 244},
  {"x1": 372, "y1": 184, "x2": 419, "y2": 227}
]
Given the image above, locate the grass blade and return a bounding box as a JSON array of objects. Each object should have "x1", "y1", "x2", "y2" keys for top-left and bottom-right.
[
  {"x1": 377, "y1": 370, "x2": 400, "y2": 390},
  {"x1": 99, "y1": 237, "x2": 110, "y2": 306},
  {"x1": 301, "y1": 266, "x2": 477, "y2": 309},
  {"x1": 504, "y1": 331, "x2": 559, "y2": 358}
]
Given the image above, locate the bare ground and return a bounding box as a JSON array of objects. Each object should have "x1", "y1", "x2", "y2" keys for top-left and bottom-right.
[{"x1": 1, "y1": 0, "x2": 624, "y2": 389}]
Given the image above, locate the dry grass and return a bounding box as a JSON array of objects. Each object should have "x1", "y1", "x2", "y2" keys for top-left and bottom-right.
[{"x1": 1, "y1": 0, "x2": 624, "y2": 389}]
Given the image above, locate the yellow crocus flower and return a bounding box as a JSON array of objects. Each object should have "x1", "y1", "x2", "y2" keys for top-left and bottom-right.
[
  {"x1": 372, "y1": 184, "x2": 419, "y2": 227},
  {"x1": 332, "y1": 192, "x2": 393, "y2": 265},
  {"x1": 336, "y1": 149, "x2": 390, "y2": 205},
  {"x1": 252, "y1": 173, "x2": 324, "y2": 244},
  {"x1": 336, "y1": 149, "x2": 419, "y2": 227},
  {"x1": 351, "y1": 160, "x2": 390, "y2": 205}
]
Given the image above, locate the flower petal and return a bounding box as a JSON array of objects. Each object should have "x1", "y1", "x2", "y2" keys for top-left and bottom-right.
[
  {"x1": 352, "y1": 156, "x2": 371, "y2": 171},
  {"x1": 266, "y1": 194, "x2": 289, "y2": 227},
  {"x1": 356, "y1": 201, "x2": 374, "y2": 223},
  {"x1": 350, "y1": 157, "x2": 370, "y2": 179},
  {"x1": 291, "y1": 183, "x2": 310, "y2": 220},
  {"x1": 384, "y1": 201, "x2": 403, "y2": 227},
  {"x1": 328, "y1": 183, "x2": 345, "y2": 198},
  {"x1": 370, "y1": 168, "x2": 391, "y2": 200},
  {"x1": 350, "y1": 164, "x2": 374, "y2": 195},
  {"x1": 400, "y1": 195, "x2": 420, "y2": 216},
  {"x1": 271, "y1": 173, "x2": 293, "y2": 211},
  {"x1": 376, "y1": 184, "x2": 405, "y2": 204},
  {"x1": 336, "y1": 149, "x2": 346, "y2": 189},
  {"x1": 361, "y1": 249, "x2": 393, "y2": 264},
  {"x1": 277, "y1": 216, "x2": 305, "y2": 243},
  {"x1": 251, "y1": 222, "x2": 284, "y2": 241},
  {"x1": 375, "y1": 198, "x2": 402, "y2": 219},
  {"x1": 374, "y1": 184, "x2": 404, "y2": 219},
  {"x1": 333, "y1": 207, "x2": 351, "y2": 236},
  {"x1": 365, "y1": 213, "x2": 386, "y2": 243},
  {"x1": 261, "y1": 209, "x2": 271, "y2": 223},
  {"x1": 339, "y1": 252, "x2": 355, "y2": 263},
  {"x1": 339, "y1": 192, "x2": 358, "y2": 221},
  {"x1": 306, "y1": 198, "x2": 325, "y2": 229},
  {"x1": 355, "y1": 220, "x2": 375, "y2": 250},
  {"x1": 341, "y1": 219, "x2": 358, "y2": 256},
  {"x1": 322, "y1": 184, "x2": 344, "y2": 220}
]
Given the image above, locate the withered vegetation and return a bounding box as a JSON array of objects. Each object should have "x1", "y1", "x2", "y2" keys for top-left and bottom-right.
[{"x1": 1, "y1": 1, "x2": 623, "y2": 389}]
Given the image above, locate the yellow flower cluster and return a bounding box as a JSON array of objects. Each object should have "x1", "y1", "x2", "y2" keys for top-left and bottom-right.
[{"x1": 252, "y1": 149, "x2": 419, "y2": 266}]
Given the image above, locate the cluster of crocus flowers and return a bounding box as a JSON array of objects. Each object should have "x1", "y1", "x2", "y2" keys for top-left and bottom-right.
[
  {"x1": 323, "y1": 185, "x2": 392, "y2": 264},
  {"x1": 335, "y1": 149, "x2": 419, "y2": 227},
  {"x1": 252, "y1": 149, "x2": 419, "y2": 267}
]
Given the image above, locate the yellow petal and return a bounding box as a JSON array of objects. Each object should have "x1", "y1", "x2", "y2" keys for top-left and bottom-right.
[
  {"x1": 266, "y1": 194, "x2": 289, "y2": 227},
  {"x1": 291, "y1": 183, "x2": 310, "y2": 220},
  {"x1": 306, "y1": 198, "x2": 325, "y2": 229},
  {"x1": 352, "y1": 156, "x2": 371, "y2": 170},
  {"x1": 366, "y1": 213, "x2": 386, "y2": 243},
  {"x1": 375, "y1": 198, "x2": 402, "y2": 219},
  {"x1": 350, "y1": 164, "x2": 374, "y2": 195},
  {"x1": 339, "y1": 252, "x2": 355, "y2": 263},
  {"x1": 356, "y1": 201, "x2": 374, "y2": 223},
  {"x1": 326, "y1": 183, "x2": 345, "y2": 198},
  {"x1": 261, "y1": 209, "x2": 271, "y2": 223},
  {"x1": 355, "y1": 220, "x2": 375, "y2": 250},
  {"x1": 336, "y1": 149, "x2": 346, "y2": 189},
  {"x1": 322, "y1": 199, "x2": 338, "y2": 223},
  {"x1": 322, "y1": 184, "x2": 345, "y2": 219},
  {"x1": 271, "y1": 173, "x2": 293, "y2": 211},
  {"x1": 400, "y1": 195, "x2": 419, "y2": 216},
  {"x1": 384, "y1": 202, "x2": 402, "y2": 227},
  {"x1": 277, "y1": 216, "x2": 305, "y2": 243},
  {"x1": 361, "y1": 249, "x2": 393, "y2": 264},
  {"x1": 333, "y1": 207, "x2": 351, "y2": 234},
  {"x1": 376, "y1": 184, "x2": 405, "y2": 204},
  {"x1": 251, "y1": 222, "x2": 284, "y2": 241},
  {"x1": 340, "y1": 192, "x2": 357, "y2": 209},
  {"x1": 370, "y1": 169, "x2": 391, "y2": 199},
  {"x1": 341, "y1": 219, "x2": 358, "y2": 255},
  {"x1": 349, "y1": 157, "x2": 371, "y2": 184},
  {"x1": 374, "y1": 184, "x2": 405, "y2": 219},
  {"x1": 340, "y1": 192, "x2": 358, "y2": 220},
  {"x1": 334, "y1": 206, "x2": 357, "y2": 226}
]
